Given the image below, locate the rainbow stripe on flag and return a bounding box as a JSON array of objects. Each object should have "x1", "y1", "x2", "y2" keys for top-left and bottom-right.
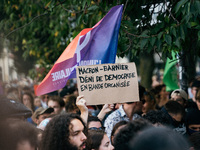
[{"x1": 35, "y1": 5, "x2": 123, "y2": 96}]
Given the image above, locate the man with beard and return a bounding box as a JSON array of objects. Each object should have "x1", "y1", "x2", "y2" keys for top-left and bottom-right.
[{"x1": 40, "y1": 113, "x2": 87, "y2": 150}]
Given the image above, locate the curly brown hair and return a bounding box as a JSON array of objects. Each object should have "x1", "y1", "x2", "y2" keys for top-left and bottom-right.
[{"x1": 40, "y1": 113, "x2": 87, "y2": 150}]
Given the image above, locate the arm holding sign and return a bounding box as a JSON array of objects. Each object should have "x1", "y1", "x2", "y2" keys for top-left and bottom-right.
[
  {"x1": 76, "y1": 95, "x2": 88, "y2": 125},
  {"x1": 97, "y1": 104, "x2": 114, "y2": 121}
]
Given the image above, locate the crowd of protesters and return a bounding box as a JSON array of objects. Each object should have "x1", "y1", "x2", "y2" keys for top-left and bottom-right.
[{"x1": 1, "y1": 76, "x2": 200, "y2": 150}]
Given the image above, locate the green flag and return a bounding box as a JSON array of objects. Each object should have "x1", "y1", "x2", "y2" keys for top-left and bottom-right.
[{"x1": 163, "y1": 52, "x2": 179, "y2": 91}]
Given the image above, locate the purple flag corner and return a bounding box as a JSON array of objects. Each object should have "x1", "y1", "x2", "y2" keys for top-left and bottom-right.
[{"x1": 35, "y1": 5, "x2": 124, "y2": 96}]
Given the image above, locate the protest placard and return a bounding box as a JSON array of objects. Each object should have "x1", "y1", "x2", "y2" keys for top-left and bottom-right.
[{"x1": 76, "y1": 62, "x2": 139, "y2": 105}]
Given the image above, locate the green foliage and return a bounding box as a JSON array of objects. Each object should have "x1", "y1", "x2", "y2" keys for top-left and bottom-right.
[
  {"x1": 0, "y1": 0, "x2": 200, "y2": 80},
  {"x1": 175, "y1": 0, "x2": 188, "y2": 13}
]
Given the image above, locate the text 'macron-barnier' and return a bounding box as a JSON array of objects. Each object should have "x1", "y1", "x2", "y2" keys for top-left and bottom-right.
[{"x1": 51, "y1": 63, "x2": 129, "y2": 82}]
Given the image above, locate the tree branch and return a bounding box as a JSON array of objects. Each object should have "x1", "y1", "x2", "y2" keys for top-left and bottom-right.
[
  {"x1": 123, "y1": 29, "x2": 163, "y2": 38},
  {"x1": 59, "y1": 2, "x2": 72, "y2": 12},
  {"x1": 94, "y1": 0, "x2": 106, "y2": 13},
  {"x1": 164, "y1": 0, "x2": 180, "y2": 25},
  {"x1": 117, "y1": 34, "x2": 132, "y2": 55},
  {"x1": 154, "y1": 46, "x2": 162, "y2": 60},
  {"x1": 59, "y1": 0, "x2": 85, "y2": 13},
  {"x1": 122, "y1": 0, "x2": 129, "y2": 20},
  {"x1": 2, "y1": 0, "x2": 69, "y2": 38},
  {"x1": 4, "y1": 12, "x2": 48, "y2": 38}
]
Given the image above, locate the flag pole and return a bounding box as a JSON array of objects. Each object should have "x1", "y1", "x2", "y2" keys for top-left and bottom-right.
[{"x1": 178, "y1": 50, "x2": 188, "y2": 93}]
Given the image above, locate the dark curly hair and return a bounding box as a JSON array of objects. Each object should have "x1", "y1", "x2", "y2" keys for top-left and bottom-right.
[
  {"x1": 40, "y1": 113, "x2": 87, "y2": 150},
  {"x1": 113, "y1": 118, "x2": 152, "y2": 150},
  {"x1": 143, "y1": 110, "x2": 171, "y2": 126}
]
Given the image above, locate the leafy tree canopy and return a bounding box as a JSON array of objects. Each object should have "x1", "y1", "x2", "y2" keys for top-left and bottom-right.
[{"x1": 0, "y1": 0, "x2": 200, "y2": 80}]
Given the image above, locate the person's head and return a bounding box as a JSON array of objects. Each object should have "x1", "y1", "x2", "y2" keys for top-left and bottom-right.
[
  {"x1": 47, "y1": 95, "x2": 64, "y2": 114},
  {"x1": 65, "y1": 94, "x2": 79, "y2": 113},
  {"x1": 142, "y1": 91, "x2": 156, "y2": 114},
  {"x1": 41, "y1": 94, "x2": 49, "y2": 103},
  {"x1": 34, "y1": 96, "x2": 42, "y2": 107},
  {"x1": 114, "y1": 103, "x2": 122, "y2": 110},
  {"x1": 6, "y1": 87, "x2": 20, "y2": 102},
  {"x1": 0, "y1": 95, "x2": 32, "y2": 120},
  {"x1": 73, "y1": 88, "x2": 79, "y2": 97},
  {"x1": 185, "y1": 109, "x2": 200, "y2": 135},
  {"x1": 191, "y1": 80, "x2": 200, "y2": 99},
  {"x1": 124, "y1": 101, "x2": 143, "y2": 116},
  {"x1": 113, "y1": 118, "x2": 152, "y2": 150},
  {"x1": 139, "y1": 84, "x2": 146, "y2": 101},
  {"x1": 143, "y1": 110, "x2": 171, "y2": 127},
  {"x1": 36, "y1": 113, "x2": 57, "y2": 131},
  {"x1": 60, "y1": 83, "x2": 78, "y2": 97},
  {"x1": 164, "y1": 101, "x2": 185, "y2": 123},
  {"x1": 0, "y1": 119, "x2": 39, "y2": 150},
  {"x1": 151, "y1": 75, "x2": 160, "y2": 88},
  {"x1": 37, "y1": 117, "x2": 52, "y2": 131},
  {"x1": 22, "y1": 86, "x2": 32, "y2": 94},
  {"x1": 171, "y1": 89, "x2": 188, "y2": 106},
  {"x1": 159, "y1": 84, "x2": 167, "y2": 97},
  {"x1": 32, "y1": 107, "x2": 54, "y2": 125},
  {"x1": 87, "y1": 129, "x2": 114, "y2": 150},
  {"x1": 129, "y1": 127, "x2": 190, "y2": 150},
  {"x1": 111, "y1": 121, "x2": 128, "y2": 145},
  {"x1": 195, "y1": 90, "x2": 200, "y2": 110},
  {"x1": 21, "y1": 92, "x2": 34, "y2": 112},
  {"x1": 40, "y1": 113, "x2": 87, "y2": 150},
  {"x1": 153, "y1": 84, "x2": 167, "y2": 100},
  {"x1": 124, "y1": 85, "x2": 146, "y2": 115},
  {"x1": 88, "y1": 116, "x2": 103, "y2": 130},
  {"x1": 189, "y1": 132, "x2": 200, "y2": 150}
]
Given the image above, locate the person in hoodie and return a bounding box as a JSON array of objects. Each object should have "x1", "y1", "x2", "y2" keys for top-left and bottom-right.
[
  {"x1": 161, "y1": 100, "x2": 186, "y2": 135},
  {"x1": 185, "y1": 109, "x2": 200, "y2": 136}
]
